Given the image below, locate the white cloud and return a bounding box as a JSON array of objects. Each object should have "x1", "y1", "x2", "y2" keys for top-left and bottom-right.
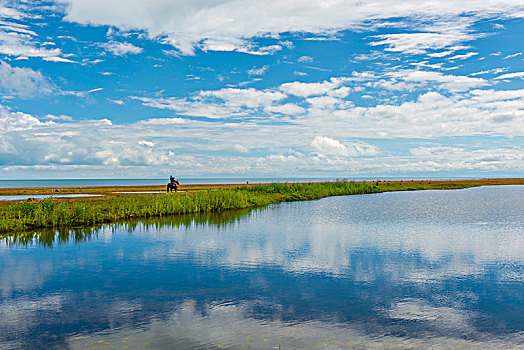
[
  {"x1": 42, "y1": 56, "x2": 76, "y2": 63},
  {"x1": 503, "y1": 52, "x2": 522, "y2": 59},
  {"x1": 369, "y1": 18, "x2": 481, "y2": 55},
  {"x1": 0, "y1": 11, "x2": 71, "y2": 61},
  {"x1": 0, "y1": 5, "x2": 23, "y2": 20},
  {"x1": 2, "y1": 50, "x2": 524, "y2": 179},
  {"x1": 133, "y1": 96, "x2": 245, "y2": 119},
  {"x1": 280, "y1": 78, "x2": 350, "y2": 98},
  {"x1": 1, "y1": 102, "x2": 523, "y2": 177},
  {"x1": 247, "y1": 65, "x2": 269, "y2": 76},
  {"x1": 57, "y1": 0, "x2": 524, "y2": 55},
  {"x1": 199, "y1": 88, "x2": 286, "y2": 108},
  {"x1": 470, "y1": 68, "x2": 506, "y2": 76},
  {"x1": 137, "y1": 117, "x2": 185, "y2": 125},
  {"x1": 0, "y1": 61, "x2": 53, "y2": 97},
  {"x1": 311, "y1": 136, "x2": 379, "y2": 157},
  {"x1": 408, "y1": 146, "x2": 524, "y2": 170},
  {"x1": 447, "y1": 52, "x2": 478, "y2": 60},
  {"x1": 297, "y1": 56, "x2": 313, "y2": 63},
  {"x1": 306, "y1": 96, "x2": 352, "y2": 110},
  {"x1": 370, "y1": 32, "x2": 471, "y2": 54},
  {"x1": 102, "y1": 41, "x2": 143, "y2": 56},
  {"x1": 494, "y1": 71, "x2": 524, "y2": 80},
  {"x1": 264, "y1": 103, "x2": 305, "y2": 115},
  {"x1": 61, "y1": 87, "x2": 104, "y2": 98},
  {"x1": 0, "y1": 105, "x2": 51, "y2": 132},
  {"x1": 469, "y1": 89, "x2": 524, "y2": 101},
  {"x1": 387, "y1": 70, "x2": 488, "y2": 91},
  {"x1": 138, "y1": 140, "x2": 155, "y2": 147},
  {"x1": 233, "y1": 144, "x2": 249, "y2": 153}
]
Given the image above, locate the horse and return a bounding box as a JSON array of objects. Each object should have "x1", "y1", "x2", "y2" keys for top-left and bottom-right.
[{"x1": 167, "y1": 179, "x2": 179, "y2": 193}]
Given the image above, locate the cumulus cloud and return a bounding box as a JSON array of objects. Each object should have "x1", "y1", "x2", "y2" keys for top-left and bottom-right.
[
  {"x1": 2, "y1": 64, "x2": 524, "y2": 177},
  {"x1": 102, "y1": 41, "x2": 143, "y2": 56},
  {"x1": 311, "y1": 136, "x2": 379, "y2": 157},
  {"x1": 280, "y1": 78, "x2": 351, "y2": 98},
  {"x1": 132, "y1": 72, "x2": 524, "y2": 141},
  {"x1": 0, "y1": 106, "x2": 51, "y2": 132},
  {"x1": 306, "y1": 96, "x2": 352, "y2": 110},
  {"x1": 56, "y1": 0, "x2": 524, "y2": 55},
  {"x1": 1, "y1": 104, "x2": 523, "y2": 177}
]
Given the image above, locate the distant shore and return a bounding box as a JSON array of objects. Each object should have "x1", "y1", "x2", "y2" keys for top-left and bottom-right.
[{"x1": 1, "y1": 179, "x2": 524, "y2": 237}]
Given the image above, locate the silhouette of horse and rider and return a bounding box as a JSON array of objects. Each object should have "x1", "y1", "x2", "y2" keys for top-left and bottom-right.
[{"x1": 167, "y1": 175, "x2": 180, "y2": 193}]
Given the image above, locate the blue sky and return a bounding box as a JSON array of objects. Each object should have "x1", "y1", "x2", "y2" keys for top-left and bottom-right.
[{"x1": 1, "y1": 0, "x2": 524, "y2": 179}]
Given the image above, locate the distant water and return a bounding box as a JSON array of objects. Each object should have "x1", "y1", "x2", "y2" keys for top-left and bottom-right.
[{"x1": 1, "y1": 186, "x2": 523, "y2": 349}]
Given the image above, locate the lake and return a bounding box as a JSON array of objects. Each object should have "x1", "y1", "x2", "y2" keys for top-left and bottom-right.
[{"x1": 1, "y1": 186, "x2": 523, "y2": 349}]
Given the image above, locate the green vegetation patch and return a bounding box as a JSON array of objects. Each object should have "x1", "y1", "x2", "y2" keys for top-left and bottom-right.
[{"x1": 0, "y1": 182, "x2": 381, "y2": 236}]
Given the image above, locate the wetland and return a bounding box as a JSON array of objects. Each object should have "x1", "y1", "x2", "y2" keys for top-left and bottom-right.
[{"x1": 0, "y1": 184, "x2": 523, "y2": 349}]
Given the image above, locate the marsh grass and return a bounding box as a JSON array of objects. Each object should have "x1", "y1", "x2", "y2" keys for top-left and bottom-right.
[{"x1": 0, "y1": 182, "x2": 381, "y2": 236}]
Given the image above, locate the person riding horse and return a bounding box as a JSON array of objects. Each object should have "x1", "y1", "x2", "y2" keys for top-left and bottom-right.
[{"x1": 167, "y1": 175, "x2": 179, "y2": 193}]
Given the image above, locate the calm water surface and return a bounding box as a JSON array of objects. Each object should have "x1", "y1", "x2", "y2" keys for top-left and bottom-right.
[{"x1": 1, "y1": 186, "x2": 523, "y2": 349}]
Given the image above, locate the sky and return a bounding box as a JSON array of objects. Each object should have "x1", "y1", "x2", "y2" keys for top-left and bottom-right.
[{"x1": 0, "y1": 0, "x2": 524, "y2": 179}]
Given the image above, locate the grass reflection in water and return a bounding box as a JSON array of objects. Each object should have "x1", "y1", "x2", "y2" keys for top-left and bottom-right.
[{"x1": 2, "y1": 208, "x2": 253, "y2": 247}]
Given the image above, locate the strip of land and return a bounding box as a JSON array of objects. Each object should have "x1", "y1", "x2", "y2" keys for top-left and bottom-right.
[{"x1": 1, "y1": 178, "x2": 523, "y2": 237}]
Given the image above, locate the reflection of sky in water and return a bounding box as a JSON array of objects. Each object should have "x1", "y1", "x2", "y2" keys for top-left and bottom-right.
[
  {"x1": 0, "y1": 186, "x2": 523, "y2": 349},
  {"x1": 0, "y1": 194, "x2": 102, "y2": 201}
]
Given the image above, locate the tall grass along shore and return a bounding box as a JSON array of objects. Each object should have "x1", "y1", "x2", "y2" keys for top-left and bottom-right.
[{"x1": 1, "y1": 182, "x2": 380, "y2": 235}]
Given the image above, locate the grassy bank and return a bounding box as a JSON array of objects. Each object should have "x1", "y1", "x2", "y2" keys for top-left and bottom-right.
[
  {"x1": 2, "y1": 178, "x2": 523, "y2": 238},
  {"x1": 0, "y1": 182, "x2": 381, "y2": 235}
]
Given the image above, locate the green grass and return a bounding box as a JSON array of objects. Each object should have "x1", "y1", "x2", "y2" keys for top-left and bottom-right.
[{"x1": 0, "y1": 182, "x2": 382, "y2": 237}]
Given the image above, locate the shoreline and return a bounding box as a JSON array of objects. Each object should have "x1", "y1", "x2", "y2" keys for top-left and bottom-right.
[
  {"x1": 1, "y1": 178, "x2": 524, "y2": 200},
  {"x1": 1, "y1": 179, "x2": 524, "y2": 237},
  {"x1": 1, "y1": 178, "x2": 524, "y2": 206}
]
